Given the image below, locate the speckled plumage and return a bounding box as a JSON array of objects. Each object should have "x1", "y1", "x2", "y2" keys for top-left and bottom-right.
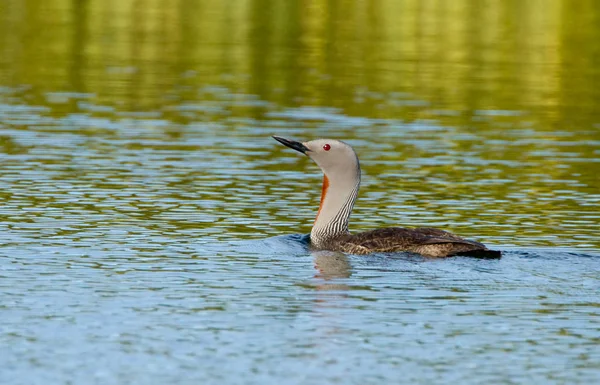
[{"x1": 318, "y1": 227, "x2": 500, "y2": 258}]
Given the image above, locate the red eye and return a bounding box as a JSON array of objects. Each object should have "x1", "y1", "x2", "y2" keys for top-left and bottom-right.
[{"x1": 323, "y1": 144, "x2": 331, "y2": 151}]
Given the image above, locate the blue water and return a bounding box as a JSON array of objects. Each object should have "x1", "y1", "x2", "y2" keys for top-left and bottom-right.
[
  {"x1": 0, "y1": 91, "x2": 599, "y2": 383},
  {"x1": 2, "y1": 230, "x2": 599, "y2": 384}
]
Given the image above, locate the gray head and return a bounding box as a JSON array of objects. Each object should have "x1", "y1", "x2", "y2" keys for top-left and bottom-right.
[{"x1": 272, "y1": 136, "x2": 360, "y2": 179}]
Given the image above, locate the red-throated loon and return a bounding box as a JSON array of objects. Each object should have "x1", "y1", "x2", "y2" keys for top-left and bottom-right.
[{"x1": 273, "y1": 135, "x2": 501, "y2": 258}]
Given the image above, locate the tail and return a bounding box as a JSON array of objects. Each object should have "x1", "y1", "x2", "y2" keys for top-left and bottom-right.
[{"x1": 453, "y1": 249, "x2": 502, "y2": 259}]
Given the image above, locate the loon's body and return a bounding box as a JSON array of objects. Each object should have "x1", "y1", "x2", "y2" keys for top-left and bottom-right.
[{"x1": 273, "y1": 136, "x2": 500, "y2": 258}]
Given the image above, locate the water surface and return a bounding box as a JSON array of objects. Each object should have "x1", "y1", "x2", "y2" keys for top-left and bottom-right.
[{"x1": 1, "y1": 1, "x2": 599, "y2": 384}]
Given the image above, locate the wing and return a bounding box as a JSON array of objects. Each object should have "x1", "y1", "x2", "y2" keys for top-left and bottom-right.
[
  {"x1": 414, "y1": 227, "x2": 486, "y2": 248},
  {"x1": 337, "y1": 227, "x2": 492, "y2": 257}
]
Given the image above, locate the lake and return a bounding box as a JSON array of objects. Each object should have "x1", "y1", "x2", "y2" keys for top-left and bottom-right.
[{"x1": 1, "y1": 0, "x2": 599, "y2": 384}]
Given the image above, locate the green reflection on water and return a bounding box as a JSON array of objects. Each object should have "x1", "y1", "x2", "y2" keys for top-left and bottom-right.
[{"x1": 0, "y1": 0, "x2": 599, "y2": 248}]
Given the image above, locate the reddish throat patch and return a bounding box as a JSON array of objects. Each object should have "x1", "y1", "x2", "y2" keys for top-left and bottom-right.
[{"x1": 315, "y1": 175, "x2": 329, "y2": 224}]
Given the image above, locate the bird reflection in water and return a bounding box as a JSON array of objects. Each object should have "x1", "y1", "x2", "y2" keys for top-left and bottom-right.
[{"x1": 312, "y1": 250, "x2": 353, "y2": 291}]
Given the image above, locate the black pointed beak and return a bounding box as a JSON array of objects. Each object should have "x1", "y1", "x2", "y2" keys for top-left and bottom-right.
[{"x1": 272, "y1": 135, "x2": 310, "y2": 154}]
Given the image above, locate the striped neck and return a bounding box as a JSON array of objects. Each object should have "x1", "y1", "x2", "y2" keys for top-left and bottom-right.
[{"x1": 310, "y1": 166, "x2": 361, "y2": 247}]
